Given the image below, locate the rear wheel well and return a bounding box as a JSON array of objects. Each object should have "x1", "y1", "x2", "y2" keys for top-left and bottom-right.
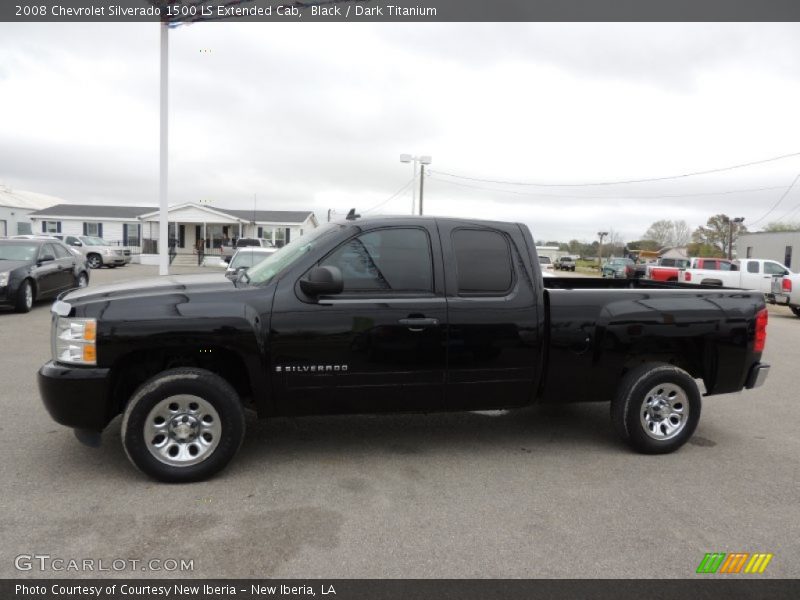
[{"x1": 110, "y1": 347, "x2": 253, "y2": 416}]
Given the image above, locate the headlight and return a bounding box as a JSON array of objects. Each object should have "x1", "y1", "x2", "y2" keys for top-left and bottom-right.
[
  {"x1": 103, "y1": 249, "x2": 114, "y2": 256},
  {"x1": 52, "y1": 317, "x2": 97, "y2": 365},
  {"x1": 0, "y1": 272, "x2": 8, "y2": 287}
]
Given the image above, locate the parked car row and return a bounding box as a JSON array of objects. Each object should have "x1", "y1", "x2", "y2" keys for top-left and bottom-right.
[
  {"x1": 11, "y1": 234, "x2": 130, "y2": 268},
  {"x1": 0, "y1": 238, "x2": 90, "y2": 312}
]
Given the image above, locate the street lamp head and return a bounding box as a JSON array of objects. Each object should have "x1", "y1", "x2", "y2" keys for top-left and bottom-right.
[
  {"x1": 733, "y1": 217, "x2": 745, "y2": 224},
  {"x1": 598, "y1": 231, "x2": 608, "y2": 237},
  {"x1": 400, "y1": 154, "x2": 412, "y2": 163},
  {"x1": 419, "y1": 155, "x2": 432, "y2": 165}
]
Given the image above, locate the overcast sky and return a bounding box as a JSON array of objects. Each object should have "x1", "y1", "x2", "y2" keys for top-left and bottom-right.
[{"x1": 2, "y1": 22, "x2": 800, "y2": 242}]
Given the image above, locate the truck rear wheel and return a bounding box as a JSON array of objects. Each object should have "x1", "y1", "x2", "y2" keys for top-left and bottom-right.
[
  {"x1": 121, "y1": 368, "x2": 245, "y2": 482},
  {"x1": 791, "y1": 306, "x2": 800, "y2": 318},
  {"x1": 611, "y1": 363, "x2": 701, "y2": 454}
]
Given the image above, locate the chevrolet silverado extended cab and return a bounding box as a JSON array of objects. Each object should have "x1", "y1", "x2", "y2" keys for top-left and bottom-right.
[
  {"x1": 38, "y1": 216, "x2": 770, "y2": 482},
  {"x1": 769, "y1": 272, "x2": 800, "y2": 317},
  {"x1": 679, "y1": 258, "x2": 791, "y2": 293}
]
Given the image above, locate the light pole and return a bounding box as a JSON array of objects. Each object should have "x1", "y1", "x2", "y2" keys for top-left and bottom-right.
[
  {"x1": 598, "y1": 231, "x2": 609, "y2": 270},
  {"x1": 728, "y1": 217, "x2": 744, "y2": 260},
  {"x1": 400, "y1": 154, "x2": 432, "y2": 215}
]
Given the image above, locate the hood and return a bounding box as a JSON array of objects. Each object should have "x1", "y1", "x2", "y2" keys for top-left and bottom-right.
[
  {"x1": 62, "y1": 273, "x2": 234, "y2": 306},
  {"x1": 0, "y1": 260, "x2": 33, "y2": 273}
]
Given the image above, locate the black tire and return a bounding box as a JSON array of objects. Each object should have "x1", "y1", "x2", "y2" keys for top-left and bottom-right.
[
  {"x1": 14, "y1": 279, "x2": 35, "y2": 313},
  {"x1": 86, "y1": 254, "x2": 102, "y2": 269},
  {"x1": 107, "y1": 265, "x2": 117, "y2": 269},
  {"x1": 611, "y1": 362, "x2": 701, "y2": 454},
  {"x1": 76, "y1": 272, "x2": 89, "y2": 289},
  {"x1": 121, "y1": 368, "x2": 245, "y2": 482},
  {"x1": 791, "y1": 306, "x2": 800, "y2": 318}
]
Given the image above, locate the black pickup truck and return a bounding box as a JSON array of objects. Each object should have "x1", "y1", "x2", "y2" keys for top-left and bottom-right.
[{"x1": 38, "y1": 216, "x2": 770, "y2": 482}]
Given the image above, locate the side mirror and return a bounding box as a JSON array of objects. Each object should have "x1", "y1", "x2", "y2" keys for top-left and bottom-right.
[
  {"x1": 38, "y1": 254, "x2": 55, "y2": 265},
  {"x1": 300, "y1": 266, "x2": 343, "y2": 297},
  {"x1": 73, "y1": 241, "x2": 83, "y2": 247}
]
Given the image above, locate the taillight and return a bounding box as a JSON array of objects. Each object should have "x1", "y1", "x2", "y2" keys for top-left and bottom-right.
[
  {"x1": 685, "y1": 272, "x2": 692, "y2": 282},
  {"x1": 754, "y1": 308, "x2": 768, "y2": 353},
  {"x1": 782, "y1": 278, "x2": 792, "y2": 292}
]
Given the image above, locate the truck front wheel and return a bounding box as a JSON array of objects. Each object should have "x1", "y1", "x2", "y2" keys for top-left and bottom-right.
[
  {"x1": 121, "y1": 368, "x2": 245, "y2": 482},
  {"x1": 611, "y1": 363, "x2": 701, "y2": 454}
]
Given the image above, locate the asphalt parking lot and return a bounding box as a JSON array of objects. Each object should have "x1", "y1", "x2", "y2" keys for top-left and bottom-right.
[{"x1": 1, "y1": 264, "x2": 798, "y2": 578}]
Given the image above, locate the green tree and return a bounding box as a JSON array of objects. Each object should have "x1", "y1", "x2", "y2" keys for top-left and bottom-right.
[{"x1": 692, "y1": 214, "x2": 747, "y2": 257}]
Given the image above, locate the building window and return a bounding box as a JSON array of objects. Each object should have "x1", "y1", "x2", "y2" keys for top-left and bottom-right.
[
  {"x1": 83, "y1": 222, "x2": 101, "y2": 237},
  {"x1": 746, "y1": 246, "x2": 752, "y2": 258},
  {"x1": 274, "y1": 228, "x2": 285, "y2": 247},
  {"x1": 42, "y1": 221, "x2": 60, "y2": 234},
  {"x1": 785, "y1": 246, "x2": 793, "y2": 269},
  {"x1": 0, "y1": 220, "x2": 6, "y2": 237},
  {"x1": 123, "y1": 223, "x2": 141, "y2": 246}
]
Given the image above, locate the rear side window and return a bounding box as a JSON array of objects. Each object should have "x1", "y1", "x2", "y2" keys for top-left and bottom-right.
[
  {"x1": 320, "y1": 228, "x2": 433, "y2": 293},
  {"x1": 765, "y1": 262, "x2": 787, "y2": 276},
  {"x1": 452, "y1": 229, "x2": 513, "y2": 294},
  {"x1": 747, "y1": 262, "x2": 760, "y2": 273}
]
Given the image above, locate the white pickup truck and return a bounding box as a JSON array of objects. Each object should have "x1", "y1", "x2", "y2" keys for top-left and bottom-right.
[
  {"x1": 769, "y1": 272, "x2": 800, "y2": 317},
  {"x1": 679, "y1": 258, "x2": 792, "y2": 294}
]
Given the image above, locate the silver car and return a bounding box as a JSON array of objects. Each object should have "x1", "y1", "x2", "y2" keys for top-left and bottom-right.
[
  {"x1": 225, "y1": 247, "x2": 276, "y2": 280},
  {"x1": 54, "y1": 235, "x2": 128, "y2": 269}
]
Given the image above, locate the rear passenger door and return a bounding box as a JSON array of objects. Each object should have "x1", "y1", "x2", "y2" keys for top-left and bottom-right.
[{"x1": 439, "y1": 222, "x2": 542, "y2": 410}]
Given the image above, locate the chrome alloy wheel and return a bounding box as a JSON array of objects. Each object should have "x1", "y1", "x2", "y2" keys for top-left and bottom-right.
[
  {"x1": 77, "y1": 273, "x2": 88, "y2": 288},
  {"x1": 24, "y1": 283, "x2": 33, "y2": 309},
  {"x1": 144, "y1": 395, "x2": 222, "y2": 467},
  {"x1": 640, "y1": 383, "x2": 689, "y2": 440}
]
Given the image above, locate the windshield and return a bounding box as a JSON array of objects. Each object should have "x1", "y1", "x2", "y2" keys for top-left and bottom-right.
[
  {"x1": 80, "y1": 236, "x2": 109, "y2": 246},
  {"x1": 539, "y1": 256, "x2": 551, "y2": 264},
  {"x1": 0, "y1": 243, "x2": 38, "y2": 261},
  {"x1": 246, "y1": 224, "x2": 344, "y2": 285}
]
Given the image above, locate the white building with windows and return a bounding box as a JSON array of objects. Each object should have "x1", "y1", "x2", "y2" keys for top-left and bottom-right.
[
  {"x1": 0, "y1": 185, "x2": 61, "y2": 237},
  {"x1": 28, "y1": 202, "x2": 318, "y2": 260},
  {"x1": 737, "y1": 231, "x2": 800, "y2": 270}
]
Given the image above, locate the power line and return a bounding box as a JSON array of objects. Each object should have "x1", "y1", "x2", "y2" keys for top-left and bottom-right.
[
  {"x1": 428, "y1": 174, "x2": 788, "y2": 201},
  {"x1": 748, "y1": 173, "x2": 800, "y2": 226},
  {"x1": 430, "y1": 150, "x2": 800, "y2": 188},
  {"x1": 363, "y1": 178, "x2": 416, "y2": 214}
]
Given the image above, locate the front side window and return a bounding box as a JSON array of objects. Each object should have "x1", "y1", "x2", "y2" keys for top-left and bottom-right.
[
  {"x1": 452, "y1": 229, "x2": 513, "y2": 295},
  {"x1": 320, "y1": 228, "x2": 433, "y2": 293}
]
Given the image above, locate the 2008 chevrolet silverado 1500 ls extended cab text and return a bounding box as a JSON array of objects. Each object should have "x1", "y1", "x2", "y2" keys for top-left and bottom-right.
[{"x1": 38, "y1": 216, "x2": 771, "y2": 482}]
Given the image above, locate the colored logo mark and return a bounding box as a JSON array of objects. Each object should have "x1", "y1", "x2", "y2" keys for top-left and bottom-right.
[{"x1": 696, "y1": 552, "x2": 773, "y2": 574}]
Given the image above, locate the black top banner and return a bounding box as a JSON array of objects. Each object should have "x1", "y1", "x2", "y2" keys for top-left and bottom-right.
[{"x1": 3, "y1": 0, "x2": 800, "y2": 23}]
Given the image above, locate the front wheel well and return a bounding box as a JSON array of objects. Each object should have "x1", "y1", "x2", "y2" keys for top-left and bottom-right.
[{"x1": 110, "y1": 347, "x2": 254, "y2": 415}]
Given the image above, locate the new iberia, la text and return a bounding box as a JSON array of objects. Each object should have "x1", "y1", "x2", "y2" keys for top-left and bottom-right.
[{"x1": 17, "y1": 583, "x2": 336, "y2": 596}]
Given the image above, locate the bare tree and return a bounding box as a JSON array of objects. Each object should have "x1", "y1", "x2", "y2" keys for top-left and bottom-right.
[
  {"x1": 673, "y1": 220, "x2": 691, "y2": 246},
  {"x1": 643, "y1": 220, "x2": 675, "y2": 247}
]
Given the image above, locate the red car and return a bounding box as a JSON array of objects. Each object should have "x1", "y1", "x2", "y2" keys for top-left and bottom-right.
[{"x1": 646, "y1": 258, "x2": 691, "y2": 282}]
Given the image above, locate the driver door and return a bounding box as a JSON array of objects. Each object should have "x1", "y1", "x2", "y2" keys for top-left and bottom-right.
[{"x1": 269, "y1": 222, "x2": 448, "y2": 416}]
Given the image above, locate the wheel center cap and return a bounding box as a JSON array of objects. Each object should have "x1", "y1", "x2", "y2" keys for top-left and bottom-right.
[{"x1": 170, "y1": 416, "x2": 198, "y2": 441}]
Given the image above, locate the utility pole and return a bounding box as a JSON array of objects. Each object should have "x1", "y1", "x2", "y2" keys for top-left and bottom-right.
[
  {"x1": 419, "y1": 163, "x2": 426, "y2": 215},
  {"x1": 158, "y1": 21, "x2": 169, "y2": 276},
  {"x1": 400, "y1": 154, "x2": 432, "y2": 215},
  {"x1": 728, "y1": 217, "x2": 744, "y2": 260},
  {"x1": 598, "y1": 231, "x2": 609, "y2": 270}
]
